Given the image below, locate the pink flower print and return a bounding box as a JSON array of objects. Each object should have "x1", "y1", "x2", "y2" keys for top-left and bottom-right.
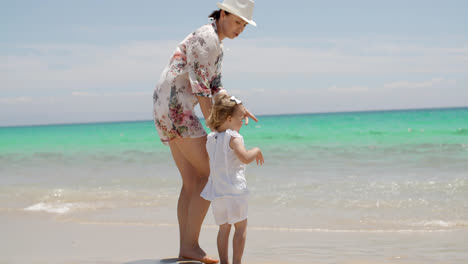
[
  {"x1": 183, "y1": 111, "x2": 194, "y2": 122},
  {"x1": 172, "y1": 51, "x2": 187, "y2": 62}
]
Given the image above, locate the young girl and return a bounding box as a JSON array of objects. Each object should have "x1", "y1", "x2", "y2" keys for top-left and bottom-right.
[{"x1": 201, "y1": 93, "x2": 264, "y2": 264}]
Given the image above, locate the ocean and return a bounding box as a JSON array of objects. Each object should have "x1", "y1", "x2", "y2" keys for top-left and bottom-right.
[{"x1": 1, "y1": 107, "x2": 467, "y2": 262}]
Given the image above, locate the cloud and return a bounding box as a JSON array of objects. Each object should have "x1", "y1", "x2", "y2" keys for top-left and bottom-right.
[
  {"x1": 71, "y1": 91, "x2": 151, "y2": 97},
  {"x1": 0, "y1": 96, "x2": 33, "y2": 104},
  {"x1": 77, "y1": 25, "x2": 168, "y2": 33},
  {"x1": 0, "y1": 41, "x2": 177, "y2": 92},
  {"x1": 1, "y1": 35, "x2": 467, "y2": 126},
  {"x1": 2, "y1": 35, "x2": 467, "y2": 95},
  {"x1": 328, "y1": 85, "x2": 369, "y2": 93},
  {"x1": 223, "y1": 36, "x2": 468, "y2": 75},
  {"x1": 383, "y1": 78, "x2": 452, "y2": 89}
]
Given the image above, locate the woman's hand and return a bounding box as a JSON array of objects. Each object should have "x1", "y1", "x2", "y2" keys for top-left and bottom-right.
[
  {"x1": 218, "y1": 89, "x2": 258, "y2": 125},
  {"x1": 244, "y1": 109, "x2": 258, "y2": 125}
]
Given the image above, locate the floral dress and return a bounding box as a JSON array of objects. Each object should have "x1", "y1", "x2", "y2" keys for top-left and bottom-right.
[{"x1": 153, "y1": 22, "x2": 224, "y2": 145}]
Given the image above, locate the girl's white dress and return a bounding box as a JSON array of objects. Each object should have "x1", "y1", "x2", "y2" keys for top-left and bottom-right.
[{"x1": 201, "y1": 129, "x2": 249, "y2": 225}]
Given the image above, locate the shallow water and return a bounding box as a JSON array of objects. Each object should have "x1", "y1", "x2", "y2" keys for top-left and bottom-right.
[{"x1": 1, "y1": 108, "x2": 467, "y2": 262}]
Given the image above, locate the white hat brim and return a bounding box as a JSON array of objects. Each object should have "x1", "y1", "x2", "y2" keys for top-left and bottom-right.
[{"x1": 217, "y1": 3, "x2": 257, "y2": 27}]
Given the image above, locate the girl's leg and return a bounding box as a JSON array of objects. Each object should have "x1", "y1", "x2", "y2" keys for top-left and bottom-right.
[
  {"x1": 217, "y1": 223, "x2": 231, "y2": 264},
  {"x1": 169, "y1": 137, "x2": 217, "y2": 263},
  {"x1": 232, "y1": 219, "x2": 247, "y2": 264}
]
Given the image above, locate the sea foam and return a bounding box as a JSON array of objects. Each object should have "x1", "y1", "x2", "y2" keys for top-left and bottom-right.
[{"x1": 24, "y1": 202, "x2": 75, "y2": 214}]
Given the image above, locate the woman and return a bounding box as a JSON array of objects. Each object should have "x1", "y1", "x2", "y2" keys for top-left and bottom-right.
[{"x1": 152, "y1": 0, "x2": 257, "y2": 262}]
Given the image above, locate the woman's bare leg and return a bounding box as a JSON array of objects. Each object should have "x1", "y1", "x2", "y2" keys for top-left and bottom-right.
[
  {"x1": 176, "y1": 180, "x2": 191, "y2": 254},
  {"x1": 169, "y1": 137, "x2": 217, "y2": 263},
  {"x1": 232, "y1": 219, "x2": 247, "y2": 264}
]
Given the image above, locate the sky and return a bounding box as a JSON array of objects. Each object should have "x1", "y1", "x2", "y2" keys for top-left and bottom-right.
[{"x1": 1, "y1": 0, "x2": 467, "y2": 126}]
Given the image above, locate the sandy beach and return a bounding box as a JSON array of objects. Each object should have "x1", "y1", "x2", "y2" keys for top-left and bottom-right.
[{"x1": 2, "y1": 210, "x2": 467, "y2": 264}]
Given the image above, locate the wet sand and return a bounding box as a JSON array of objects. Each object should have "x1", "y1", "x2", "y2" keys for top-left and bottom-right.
[{"x1": 1, "y1": 211, "x2": 467, "y2": 264}]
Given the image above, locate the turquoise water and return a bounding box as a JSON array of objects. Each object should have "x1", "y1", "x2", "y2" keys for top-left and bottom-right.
[
  {"x1": 1, "y1": 107, "x2": 467, "y2": 153},
  {"x1": 0, "y1": 107, "x2": 467, "y2": 233},
  {"x1": 0, "y1": 121, "x2": 160, "y2": 154},
  {"x1": 247, "y1": 107, "x2": 468, "y2": 147}
]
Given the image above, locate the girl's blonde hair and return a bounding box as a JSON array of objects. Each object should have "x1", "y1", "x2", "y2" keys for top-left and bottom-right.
[{"x1": 206, "y1": 93, "x2": 241, "y2": 131}]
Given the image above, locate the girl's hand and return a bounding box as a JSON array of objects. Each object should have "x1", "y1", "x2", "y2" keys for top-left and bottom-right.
[
  {"x1": 256, "y1": 149, "x2": 264, "y2": 165},
  {"x1": 244, "y1": 109, "x2": 258, "y2": 125}
]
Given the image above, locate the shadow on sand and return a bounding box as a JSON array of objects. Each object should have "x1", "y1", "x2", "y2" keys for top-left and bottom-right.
[{"x1": 123, "y1": 258, "x2": 203, "y2": 264}]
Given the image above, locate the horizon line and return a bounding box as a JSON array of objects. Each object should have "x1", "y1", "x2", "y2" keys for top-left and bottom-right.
[{"x1": 2, "y1": 105, "x2": 467, "y2": 129}]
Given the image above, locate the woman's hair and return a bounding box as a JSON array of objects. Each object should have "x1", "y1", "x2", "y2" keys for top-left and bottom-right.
[
  {"x1": 206, "y1": 93, "x2": 240, "y2": 131},
  {"x1": 208, "y1": 9, "x2": 230, "y2": 20}
]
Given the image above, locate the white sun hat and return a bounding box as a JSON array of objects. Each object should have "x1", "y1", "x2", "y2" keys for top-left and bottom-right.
[{"x1": 217, "y1": 0, "x2": 257, "y2": 26}]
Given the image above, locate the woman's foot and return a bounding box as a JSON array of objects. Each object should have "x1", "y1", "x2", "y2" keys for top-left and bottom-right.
[
  {"x1": 179, "y1": 255, "x2": 219, "y2": 264},
  {"x1": 179, "y1": 247, "x2": 219, "y2": 264}
]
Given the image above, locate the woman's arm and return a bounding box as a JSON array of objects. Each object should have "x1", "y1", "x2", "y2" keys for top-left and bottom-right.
[
  {"x1": 198, "y1": 90, "x2": 228, "y2": 121},
  {"x1": 230, "y1": 137, "x2": 264, "y2": 165},
  {"x1": 198, "y1": 96, "x2": 213, "y2": 121}
]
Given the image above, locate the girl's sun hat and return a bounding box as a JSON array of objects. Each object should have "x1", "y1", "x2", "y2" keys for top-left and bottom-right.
[{"x1": 217, "y1": 0, "x2": 257, "y2": 26}]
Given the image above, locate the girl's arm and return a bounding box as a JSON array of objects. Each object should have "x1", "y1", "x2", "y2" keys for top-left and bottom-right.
[{"x1": 230, "y1": 137, "x2": 264, "y2": 165}]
